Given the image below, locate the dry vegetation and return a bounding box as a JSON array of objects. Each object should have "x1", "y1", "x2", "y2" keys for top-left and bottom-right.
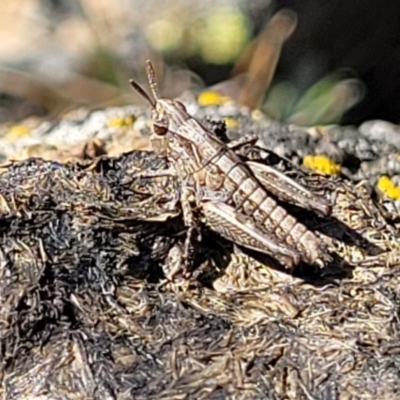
[
  {"x1": 0, "y1": 129, "x2": 400, "y2": 399},
  {"x1": 1, "y1": 2, "x2": 400, "y2": 399}
]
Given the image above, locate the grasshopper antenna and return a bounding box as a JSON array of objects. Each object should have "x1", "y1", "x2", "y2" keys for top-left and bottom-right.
[
  {"x1": 146, "y1": 60, "x2": 161, "y2": 100},
  {"x1": 129, "y1": 78, "x2": 155, "y2": 107}
]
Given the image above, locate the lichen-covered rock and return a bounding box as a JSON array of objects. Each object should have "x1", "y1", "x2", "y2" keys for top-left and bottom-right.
[
  {"x1": 0, "y1": 144, "x2": 399, "y2": 399},
  {"x1": 2, "y1": 98, "x2": 400, "y2": 399}
]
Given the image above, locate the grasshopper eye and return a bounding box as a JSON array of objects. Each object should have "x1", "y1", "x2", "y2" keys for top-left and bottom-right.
[{"x1": 153, "y1": 123, "x2": 168, "y2": 136}]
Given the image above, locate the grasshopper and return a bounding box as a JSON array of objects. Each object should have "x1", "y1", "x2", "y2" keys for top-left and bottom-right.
[{"x1": 130, "y1": 61, "x2": 332, "y2": 278}]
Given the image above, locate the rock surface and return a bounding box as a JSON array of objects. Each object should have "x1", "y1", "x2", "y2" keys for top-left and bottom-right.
[{"x1": 1, "y1": 100, "x2": 400, "y2": 399}]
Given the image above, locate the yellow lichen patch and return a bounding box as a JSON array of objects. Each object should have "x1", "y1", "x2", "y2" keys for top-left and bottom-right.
[
  {"x1": 223, "y1": 117, "x2": 239, "y2": 129},
  {"x1": 197, "y1": 91, "x2": 231, "y2": 107},
  {"x1": 107, "y1": 116, "x2": 135, "y2": 128},
  {"x1": 302, "y1": 155, "x2": 341, "y2": 176},
  {"x1": 376, "y1": 175, "x2": 400, "y2": 200},
  {"x1": 6, "y1": 125, "x2": 31, "y2": 141}
]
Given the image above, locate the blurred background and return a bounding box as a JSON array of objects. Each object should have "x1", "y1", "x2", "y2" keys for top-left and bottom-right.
[{"x1": 0, "y1": 0, "x2": 399, "y2": 126}]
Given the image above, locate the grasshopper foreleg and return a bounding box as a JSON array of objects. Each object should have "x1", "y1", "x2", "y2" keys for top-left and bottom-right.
[
  {"x1": 181, "y1": 185, "x2": 198, "y2": 276},
  {"x1": 163, "y1": 179, "x2": 201, "y2": 280}
]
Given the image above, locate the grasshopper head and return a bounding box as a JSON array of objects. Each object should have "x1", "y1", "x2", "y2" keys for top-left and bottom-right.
[
  {"x1": 130, "y1": 60, "x2": 188, "y2": 137},
  {"x1": 151, "y1": 98, "x2": 188, "y2": 136}
]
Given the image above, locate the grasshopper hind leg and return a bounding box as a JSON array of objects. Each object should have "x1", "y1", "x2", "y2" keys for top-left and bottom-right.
[{"x1": 201, "y1": 201, "x2": 301, "y2": 268}]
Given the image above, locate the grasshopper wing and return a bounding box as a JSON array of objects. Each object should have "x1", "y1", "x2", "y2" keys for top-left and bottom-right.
[
  {"x1": 201, "y1": 201, "x2": 300, "y2": 268},
  {"x1": 247, "y1": 161, "x2": 331, "y2": 217}
]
